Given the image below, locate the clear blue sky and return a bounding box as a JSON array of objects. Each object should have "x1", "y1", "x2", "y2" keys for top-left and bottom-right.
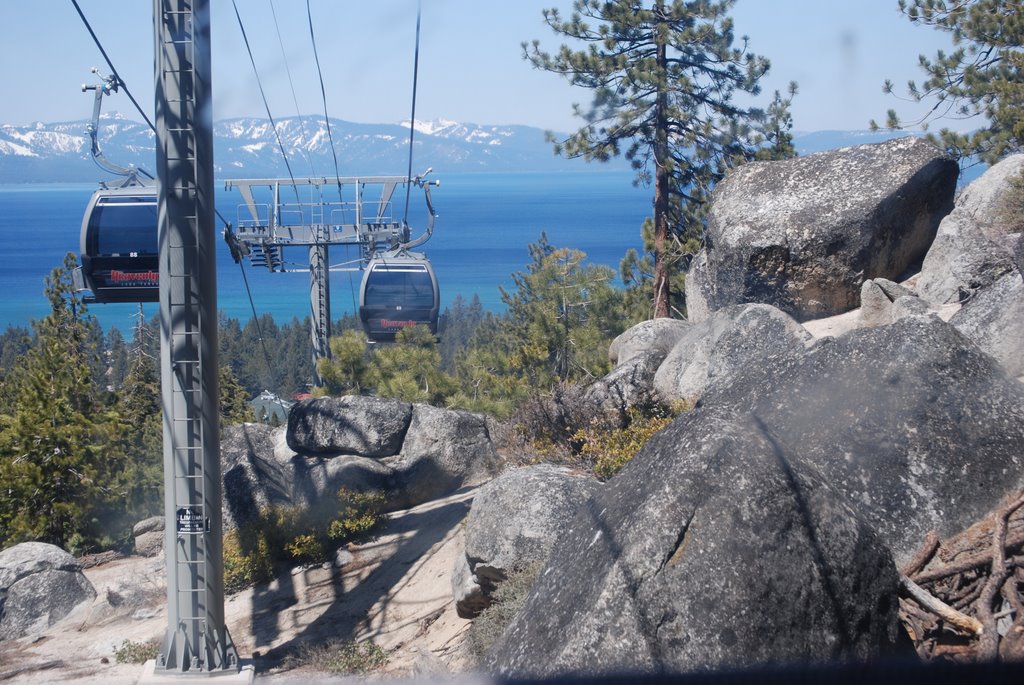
[{"x1": 3, "y1": 1, "x2": 970, "y2": 134}]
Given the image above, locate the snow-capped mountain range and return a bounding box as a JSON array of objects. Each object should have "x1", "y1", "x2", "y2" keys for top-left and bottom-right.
[
  {"x1": 0, "y1": 112, "x2": 912, "y2": 184},
  {"x1": 0, "y1": 113, "x2": 603, "y2": 183}
]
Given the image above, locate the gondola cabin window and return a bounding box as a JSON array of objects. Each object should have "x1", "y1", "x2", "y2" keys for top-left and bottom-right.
[
  {"x1": 364, "y1": 264, "x2": 435, "y2": 310},
  {"x1": 90, "y1": 196, "x2": 158, "y2": 256}
]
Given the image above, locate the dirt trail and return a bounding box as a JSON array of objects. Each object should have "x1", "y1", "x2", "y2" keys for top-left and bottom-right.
[{"x1": 0, "y1": 488, "x2": 479, "y2": 683}]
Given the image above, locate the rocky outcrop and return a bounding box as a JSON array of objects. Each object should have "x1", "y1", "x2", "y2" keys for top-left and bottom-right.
[
  {"x1": 686, "y1": 137, "x2": 957, "y2": 322},
  {"x1": 917, "y1": 154, "x2": 1024, "y2": 304},
  {"x1": 132, "y1": 516, "x2": 164, "y2": 557},
  {"x1": 486, "y1": 414, "x2": 904, "y2": 677},
  {"x1": 383, "y1": 404, "x2": 501, "y2": 510},
  {"x1": 287, "y1": 395, "x2": 413, "y2": 457},
  {"x1": 0, "y1": 542, "x2": 96, "y2": 641},
  {"x1": 221, "y1": 402, "x2": 501, "y2": 527},
  {"x1": 700, "y1": 314, "x2": 1024, "y2": 564},
  {"x1": 949, "y1": 270, "x2": 1024, "y2": 378},
  {"x1": 653, "y1": 304, "x2": 813, "y2": 405},
  {"x1": 608, "y1": 318, "x2": 690, "y2": 366},
  {"x1": 453, "y1": 465, "x2": 600, "y2": 618},
  {"x1": 486, "y1": 313, "x2": 1024, "y2": 676}
]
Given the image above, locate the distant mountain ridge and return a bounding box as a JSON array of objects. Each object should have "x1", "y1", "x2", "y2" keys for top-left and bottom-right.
[{"x1": 0, "y1": 113, "x2": 916, "y2": 184}]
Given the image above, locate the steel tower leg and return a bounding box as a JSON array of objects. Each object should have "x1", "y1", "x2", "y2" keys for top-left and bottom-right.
[
  {"x1": 154, "y1": 0, "x2": 238, "y2": 674},
  {"x1": 309, "y1": 241, "x2": 331, "y2": 387}
]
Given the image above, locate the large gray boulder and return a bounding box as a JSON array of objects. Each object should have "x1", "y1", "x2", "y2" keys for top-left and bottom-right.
[
  {"x1": 132, "y1": 516, "x2": 164, "y2": 557},
  {"x1": 225, "y1": 404, "x2": 501, "y2": 523},
  {"x1": 486, "y1": 414, "x2": 903, "y2": 677},
  {"x1": 699, "y1": 314, "x2": 1024, "y2": 564},
  {"x1": 608, "y1": 318, "x2": 691, "y2": 367},
  {"x1": 223, "y1": 422, "x2": 393, "y2": 520},
  {"x1": 453, "y1": 465, "x2": 600, "y2": 618},
  {"x1": 487, "y1": 314, "x2": 1024, "y2": 676},
  {"x1": 383, "y1": 404, "x2": 500, "y2": 509},
  {"x1": 287, "y1": 395, "x2": 412, "y2": 457},
  {"x1": 653, "y1": 304, "x2": 813, "y2": 404},
  {"x1": 222, "y1": 423, "x2": 300, "y2": 529},
  {"x1": 917, "y1": 154, "x2": 1024, "y2": 304},
  {"x1": 858, "y1": 278, "x2": 919, "y2": 328},
  {"x1": 0, "y1": 542, "x2": 96, "y2": 641},
  {"x1": 949, "y1": 270, "x2": 1024, "y2": 377},
  {"x1": 686, "y1": 137, "x2": 957, "y2": 322}
]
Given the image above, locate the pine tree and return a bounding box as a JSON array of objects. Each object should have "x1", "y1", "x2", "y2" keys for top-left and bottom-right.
[
  {"x1": 874, "y1": 0, "x2": 1024, "y2": 163},
  {"x1": 499, "y1": 234, "x2": 630, "y2": 387},
  {"x1": 116, "y1": 344, "x2": 163, "y2": 522},
  {"x1": 438, "y1": 294, "x2": 488, "y2": 372},
  {"x1": 524, "y1": 0, "x2": 788, "y2": 317},
  {"x1": 219, "y1": 365, "x2": 255, "y2": 426},
  {"x1": 0, "y1": 254, "x2": 126, "y2": 550},
  {"x1": 316, "y1": 329, "x2": 369, "y2": 397},
  {"x1": 367, "y1": 326, "x2": 456, "y2": 405}
]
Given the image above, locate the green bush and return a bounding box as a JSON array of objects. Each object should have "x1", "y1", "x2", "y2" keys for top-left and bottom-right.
[
  {"x1": 468, "y1": 563, "x2": 542, "y2": 660},
  {"x1": 221, "y1": 488, "x2": 387, "y2": 593},
  {"x1": 113, "y1": 639, "x2": 160, "y2": 664},
  {"x1": 573, "y1": 402, "x2": 688, "y2": 480},
  {"x1": 328, "y1": 489, "x2": 386, "y2": 540},
  {"x1": 284, "y1": 533, "x2": 327, "y2": 565},
  {"x1": 223, "y1": 527, "x2": 275, "y2": 593}
]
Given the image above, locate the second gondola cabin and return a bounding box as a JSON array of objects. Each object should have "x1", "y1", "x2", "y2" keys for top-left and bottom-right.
[
  {"x1": 359, "y1": 249, "x2": 439, "y2": 343},
  {"x1": 75, "y1": 185, "x2": 159, "y2": 303}
]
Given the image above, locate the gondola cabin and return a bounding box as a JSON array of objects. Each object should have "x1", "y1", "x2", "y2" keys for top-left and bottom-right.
[
  {"x1": 76, "y1": 186, "x2": 159, "y2": 303},
  {"x1": 359, "y1": 250, "x2": 439, "y2": 342}
]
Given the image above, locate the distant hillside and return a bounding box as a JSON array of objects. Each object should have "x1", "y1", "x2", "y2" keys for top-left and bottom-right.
[{"x1": 0, "y1": 114, "x2": 949, "y2": 184}]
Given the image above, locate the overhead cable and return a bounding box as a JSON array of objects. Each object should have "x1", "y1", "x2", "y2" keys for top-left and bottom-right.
[
  {"x1": 231, "y1": 0, "x2": 301, "y2": 205},
  {"x1": 306, "y1": 0, "x2": 347, "y2": 207},
  {"x1": 403, "y1": 0, "x2": 423, "y2": 225},
  {"x1": 69, "y1": 0, "x2": 156, "y2": 133},
  {"x1": 269, "y1": 0, "x2": 317, "y2": 178}
]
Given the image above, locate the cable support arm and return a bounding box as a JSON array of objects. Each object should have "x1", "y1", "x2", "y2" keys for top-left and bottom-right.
[{"x1": 399, "y1": 168, "x2": 439, "y2": 250}]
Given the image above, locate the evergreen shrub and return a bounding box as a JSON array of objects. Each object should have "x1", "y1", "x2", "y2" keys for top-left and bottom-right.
[
  {"x1": 468, "y1": 562, "x2": 542, "y2": 660},
  {"x1": 222, "y1": 488, "x2": 386, "y2": 593},
  {"x1": 573, "y1": 402, "x2": 689, "y2": 480}
]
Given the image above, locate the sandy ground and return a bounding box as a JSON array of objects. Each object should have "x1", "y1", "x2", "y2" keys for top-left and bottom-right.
[
  {"x1": 801, "y1": 301, "x2": 961, "y2": 339},
  {"x1": 0, "y1": 488, "x2": 481, "y2": 683}
]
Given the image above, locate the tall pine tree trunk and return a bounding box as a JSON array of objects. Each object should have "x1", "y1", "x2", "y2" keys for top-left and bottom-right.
[{"x1": 652, "y1": 2, "x2": 671, "y2": 319}]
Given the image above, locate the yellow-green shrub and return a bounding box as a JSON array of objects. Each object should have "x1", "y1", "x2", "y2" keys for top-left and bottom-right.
[
  {"x1": 573, "y1": 402, "x2": 688, "y2": 481},
  {"x1": 221, "y1": 488, "x2": 387, "y2": 593},
  {"x1": 223, "y1": 527, "x2": 275, "y2": 593}
]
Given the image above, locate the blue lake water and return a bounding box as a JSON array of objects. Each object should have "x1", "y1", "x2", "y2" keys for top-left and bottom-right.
[{"x1": 0, "y1": 171, "x2": 652, "y2": 334}]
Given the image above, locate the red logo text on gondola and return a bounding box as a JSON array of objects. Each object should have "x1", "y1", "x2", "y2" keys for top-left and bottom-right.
[
  {"x1": 110, "y1": 270, "x2": 159, "y2": 286},
  {"x1": 381, "y1": 319, "x2": 417, "y2": 329}
]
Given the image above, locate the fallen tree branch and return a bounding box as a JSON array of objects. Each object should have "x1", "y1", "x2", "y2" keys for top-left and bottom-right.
[
  {"x1": 0, "y1": 660, "x2": 63, "y2": 682},
  {"x1": 903, "y1": 530, "x2": 941, "y2": 577},
  {"x1": 975, "y1": 495, "x2": 1020, "y2": 660},
  {"x1": 899, "y1": 572, "x2": 983, "y2": 636},
  {"x1": 912, "y1": 528, "x2": 1024, "y2": 584}
]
